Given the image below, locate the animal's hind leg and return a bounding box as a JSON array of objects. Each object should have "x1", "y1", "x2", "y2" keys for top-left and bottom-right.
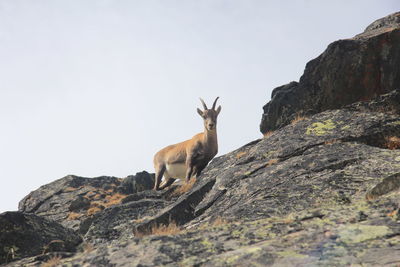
[
  {"x1": 159, "y1": 177, "x2": 176, "y2": 190},
  {"x1": 154, "y1": 164, "x2": 166, "y2": 191}
]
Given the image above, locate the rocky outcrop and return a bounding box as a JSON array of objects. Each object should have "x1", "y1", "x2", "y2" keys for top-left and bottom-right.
[
  {"x1": 260, "y1": 11, "x2": 400, "y2": 133},
  {"x1": 6, "y1": 89, "x2": 400, "y2": 267},
  {"x1": 0, "y1": 212, "x2": 81, "y2": 265},
  {"x1": 18, "y1": 172, "x2": 155, "y2": 231}
]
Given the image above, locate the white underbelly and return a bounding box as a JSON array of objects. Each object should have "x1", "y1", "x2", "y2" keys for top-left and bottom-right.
[{"x1": 165, "y1": 163, "x2": 187, "y2": 179}]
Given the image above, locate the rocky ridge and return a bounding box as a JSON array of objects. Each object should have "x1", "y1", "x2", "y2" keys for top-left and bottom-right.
[
  {"x1": 260, "y1": 12, "x2": 400, "y2": 133},
  {"x1": 1, "y1": 12, "x2": 400, "y2": 267}
]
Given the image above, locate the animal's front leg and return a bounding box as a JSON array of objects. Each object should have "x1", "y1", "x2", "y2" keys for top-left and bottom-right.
[{"x1": 185, "y1": 157, "x2": 194, "y2": 183}]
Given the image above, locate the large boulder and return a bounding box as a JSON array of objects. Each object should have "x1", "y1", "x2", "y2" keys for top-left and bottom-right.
[
  {"x1": 18, "y1": 172, "x2": 154, "y2": 231},
  {"x1": 260, "y1": 12, "x2": 400, "y2": 133},
  {"x1": 0, "y1": 212, "x2": 81, "y2": 265}
]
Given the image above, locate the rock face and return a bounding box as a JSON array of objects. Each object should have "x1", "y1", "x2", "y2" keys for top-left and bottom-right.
[
  {"x1": 260, "y1": 11, "x2": 400, "y2": 133},
  {"x1": 0, "y1": 212, "x2": 81, "y2": 265},
  {"x1": 18, "y1": 172, "x2": 155, "y2": 232},
  {"x1": 5, "y1": 89, "x2": 400, "y2": 267},
  {"x1": 3, "y1": 12, "x2": 400, "y2": 267}
]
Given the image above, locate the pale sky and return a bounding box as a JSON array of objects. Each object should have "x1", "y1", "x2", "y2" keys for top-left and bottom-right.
[{"x1": 0, "y1": 1, "x2": 398, "y2": 213}]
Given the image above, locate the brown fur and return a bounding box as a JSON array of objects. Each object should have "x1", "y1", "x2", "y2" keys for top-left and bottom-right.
[{"x1": 153, "y1": 98, "x2": 221, "y2": 190}]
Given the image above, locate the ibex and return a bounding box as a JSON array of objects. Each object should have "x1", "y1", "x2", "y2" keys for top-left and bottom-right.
[{"x1": 153, "y1": 97, "x2": 221, "y2": 190}]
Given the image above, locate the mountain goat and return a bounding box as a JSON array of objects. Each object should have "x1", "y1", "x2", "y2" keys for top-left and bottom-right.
[{"x1": 153, "y1": 97, "x2": 221, "y2": 190}]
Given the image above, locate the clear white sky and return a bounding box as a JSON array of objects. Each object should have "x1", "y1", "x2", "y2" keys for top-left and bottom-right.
[{"x1": 0, "y1": 1, "x2": 398, "y2": 213}]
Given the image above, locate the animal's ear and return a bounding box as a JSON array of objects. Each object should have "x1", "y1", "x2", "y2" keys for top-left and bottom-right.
[
  {"x1": 197, "y1": 108, "x2": 204, "y2": 117},
  {"x1": 216, "y1": 105, "x2": 221, "y2": 115}
]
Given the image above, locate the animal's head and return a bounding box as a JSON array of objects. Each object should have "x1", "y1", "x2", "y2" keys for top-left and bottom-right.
[{"x1": 197, "y1": 97, "x2": 221, "y2": 131}]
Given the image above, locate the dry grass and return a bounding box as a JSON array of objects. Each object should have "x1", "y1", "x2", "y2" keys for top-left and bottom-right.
[
  {"x1": 42, "y1": 240, "x2": 64, "y2": 255},
  {"x1": 235, "y1": 151, "x2": 247, "y2": 159},
  {"x1": 67, "y1": 211, "x2": 82, "y2": 221},
  {"x1": 63, "y1": 186, "x2": 78, "y2": 192},
  {"x1": 387, "y1": 209, "x2": 398, "y2": 218},
  {"x1": 385, "y1": 136, "x2": 400, "y2": 150},
  {"x1": 150, "y1": 222, "x2": 181, "y2": 236},
  {"x1": 263, "y1": 131, "x2": 274, "y2": 139},
  {"x1": 324, "y1": 139, "x2": 341, "y2": 145},
  {"x1": 132, "y1": 216, "x2": 152, "y2": 224},
  {"x1": 134, "y1": 221, "x2": 182, "y2": 238},
  {"x1": 40, "y1": 256, "x2": 62, "y2": 267},
  {"x1": 85, "y1": 192, "x2": 127, "y2": 216},
  {"x1": 211, "y1": 217, "x2": 228, "y2": 226},
  {"x1": 82, "y1": 243, "x2": 95, "y2": 253},
  {"x1": 87, "y1": 206, "x2": 103, "y2": 216},
  {"x1": 291, "y1": 114, "x2": 306, "y2": 125},
  {"x1": 104, "y1": 193, "x2": 127, "y2": 207},
  {"x1": 266, "y1": 158, "x2": 279, "y2": 166},
  {"x1": 171, "y1": 178, "x2": 197, "y2": 197}
]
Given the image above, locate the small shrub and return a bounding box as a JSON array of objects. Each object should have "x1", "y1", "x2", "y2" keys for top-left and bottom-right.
[
  {"x1": 263, "y1": 131, "x2": 274, "y2": 139},
  {"x1": 87, "y1": 206, "x2": 103, "y2": 216},
  {"x1": 135, "y1": 221, "x2": 181, "y2": 238},
  {"x1": 291, "y1": 114, "x2": 306, "y2": 125},
  {"x1": 324, "y1": 139, "x2": 341, "y2": 145},
  {"x1": 104, "y1": 193, "x2": 127, "y2": 207},
  {"x1": 63, "y1": 186, "x2": 78, "y2": 192},
  {"x1": 67, "y1": 212, "x2": 82, "y2": 221},
  {"x1": 150, "y1": 222, "x2": 181, "y2": 236},
  {"x1": 385, "y1": 136, "x2": 400, "y2": 150},
  {"x1": 235, "y1": 151, "x2": 247, "y2": 159},
  {"x1": 211, "y1": 217, "x2": 228, "y2": 226},
  {"x1": 82, "y1": 242, "x2": 94, "y2": 253},
  {"x1": 267, "y1": 158, "x2": 279, "y2": 166},
  {"x1": 171, "y1": 178, "x2": 197, "y2": 197},
  {"x1": 132, "y1": 216, "x2": 151, "y2": 224},
  {"x1": 40, "y1": 256, "x2": 62, "y2": 267}
]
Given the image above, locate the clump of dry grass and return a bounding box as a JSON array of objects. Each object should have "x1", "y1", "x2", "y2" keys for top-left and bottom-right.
[
  {"x1": 235, "y1": 151, "x2": 247, "y2": 159},
  {"x1": 81, "y1": 242, "x2": 95, "y2": 253},
  {"x1": 67, "y1": 211, "x2": 82, "y2": 221},
  {"x1": 171, "y1": 178, "x2": 197, "y2": 197},
  {"x1": 40, "y1": 256, "x2": 62, "y2": 267},
  {"x1": 132, "y1": 216, "x2": 152, "y2": 224},
  {"x1": 263, "y1": 131, "x2": 274, "y2": 139},
  {"x1": 104, "y1": 193, "x2": 127, "y2": 207},
  {"x1": 211, "y1": 217, "x2": 228, "y2": 226},
  {"x1": 87, "y1": 206, "x2": 103, "y2": 216},
  {"x1": 150, "y1": 222, "x2": 181, "y2": 236},
  {"x1": 85, "y1": 192, "x2": 127, "y2": 216},
  {"x1": 291, "y1": 114, "x2": 307, "y2": 125},
  {"x1": 135, "y1": 221, "x2": 181, "y2": 238},
  {"x1": 63, "y1": 186, "x2": 78, "y2": 192},
  {"x1": 385, "y1": 136, "x2": 400, "y2": 150},
  {"x1": 266, "y1": 158, "x2": 279, "y2": 166},
  {"x1": 324, "y1": 139, "x2": 341, "y2": 145}
]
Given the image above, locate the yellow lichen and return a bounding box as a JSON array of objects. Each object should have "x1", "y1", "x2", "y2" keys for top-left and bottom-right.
[
  {"x1": 276, "y1": 250, "x2": 308, "y2": 259},
  {"x1": 306, "y1": 119, "x2": 336, "y2": 136},
  {"x1": 200, "y1": 238, "x2": 216, "y2": 252},
  {"x1": 338, "y1": 224, "x2": 390, "y2": 244}
]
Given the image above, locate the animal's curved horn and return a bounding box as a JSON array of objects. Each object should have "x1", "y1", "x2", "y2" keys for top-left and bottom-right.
[
  {"x1": 199, "y1": 98, "x2": 208, "y2": 110},
  {"x1": 212, "y1": 97, "x2": 219, "y2": 110}
]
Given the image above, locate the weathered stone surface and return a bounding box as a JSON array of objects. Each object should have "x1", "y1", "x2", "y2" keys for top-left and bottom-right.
[
  {"x1": 17, "y1": 89, "x2": 395, "y2": 267},
  {"x1": 0, "y1": 212, "x2": 81, "y2": 265},
  {"x1": 18, "y1": 173, "x2": 154, "y2": 231},
  {"x1": 260, "y1": 12, "x2": 400, "y2": 133},
  {"x1": 85, "y1": 199, "x2": 170, "y2": 245}
]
